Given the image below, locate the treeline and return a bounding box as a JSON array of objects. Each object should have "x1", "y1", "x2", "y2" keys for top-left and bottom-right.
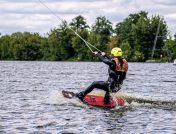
[{"x1": 0, "y1": 11, "x2": 176, "y2": 62}]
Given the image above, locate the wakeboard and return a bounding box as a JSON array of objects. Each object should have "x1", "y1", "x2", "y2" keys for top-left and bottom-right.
[{"x1": 62, "y1": 90, "x2": 125, "y2": 107}]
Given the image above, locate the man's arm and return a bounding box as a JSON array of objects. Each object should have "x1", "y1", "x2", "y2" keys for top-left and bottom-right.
[{"x1": 95, "y1": 52, "x2": 115, "y2": 67}]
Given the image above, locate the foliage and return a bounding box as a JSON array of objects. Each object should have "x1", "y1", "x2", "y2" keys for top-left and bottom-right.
[
  {"x1": 163, "y1": 38, "x2": 176, "y2": 61},
  {"x1": 46, "y1": 21, "x2": 75, "y2": 61},
  {"x1": 0, "y1": 32, "x2": 42, "y2": 60},
  {"x1": 0, "y1": 12, "x2": 175, "y2": 62},
  {"x1": 115, "y1": 11, "x2": 168, "y2": 61},
  {"x1": 92, "y1": 16, "x2": 113, "y2": 52},
  {"x1": 120, "y1": 41, "x2": 132, "y2": 60},
  {"x1": 70, "y1": 15, "x2": 89, "y2": 30}
]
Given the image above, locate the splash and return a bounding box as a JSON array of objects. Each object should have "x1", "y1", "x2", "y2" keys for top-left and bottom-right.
[
  {"x1": 46, "y1": 90, "x2": 85, "y2": 107},
  {"x1": 46, "y1": 90, "x2": 176, "y2": 109}
]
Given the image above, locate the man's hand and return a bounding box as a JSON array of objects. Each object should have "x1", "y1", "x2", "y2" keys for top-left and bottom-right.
[
  {"x1": 101, "y1": 52, "x2": 106, "y2": 56},
  {"x1": 93, "y1": 51, "x2": 98, "y2": 55}
]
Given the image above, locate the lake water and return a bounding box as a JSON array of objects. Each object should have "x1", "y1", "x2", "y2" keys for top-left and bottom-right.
[{"x1": 0, "y1": 61, "x2": 176, "y2": 134}]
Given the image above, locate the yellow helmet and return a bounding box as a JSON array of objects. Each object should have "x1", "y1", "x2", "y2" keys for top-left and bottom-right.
[{"x1": 111, "y1": 47, "x2": 122, "y2": 57}]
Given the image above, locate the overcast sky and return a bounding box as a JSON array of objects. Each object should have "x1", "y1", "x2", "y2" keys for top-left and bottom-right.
[{"x1": 0, "y1": 0, "x2": 176, "y2": 36}]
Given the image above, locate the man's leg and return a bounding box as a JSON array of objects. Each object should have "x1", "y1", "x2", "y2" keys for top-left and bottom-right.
[
  {"x1": 77, "y1": 81, "x2": 109, "y2": 101},
  {"x1": 104, "y1": 89, "x2": 110, "y2": 104}
]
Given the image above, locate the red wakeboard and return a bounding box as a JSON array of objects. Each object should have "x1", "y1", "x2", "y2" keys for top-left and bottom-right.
[
  {"x1": 62, "y1": 90, "x2": 125, "y2": 107},
  {"x1": 84, "y1": 94, "x2": 125, "y2": 107}
]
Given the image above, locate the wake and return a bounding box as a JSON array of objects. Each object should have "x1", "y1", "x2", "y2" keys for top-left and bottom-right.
[
  {"x1": 115, "y1": 92, "x2": 176, "y2": 107},
  {"x1": 89, "y1": 90, "x2": 176, "y2": 107},
  {"x1": 46, "y1": 90, "x2": 176, "y2": 108}
]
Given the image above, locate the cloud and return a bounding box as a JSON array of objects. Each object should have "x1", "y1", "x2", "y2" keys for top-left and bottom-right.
[
  {"x1": 0, "y1": 0, "x2": 176, "y2": 35},
  {"x1": 1, "y1": 0, "x2": 108, "y2": 3},
  {"x1": 152, "y1": 0, "x2": 176, "y2": 6}
]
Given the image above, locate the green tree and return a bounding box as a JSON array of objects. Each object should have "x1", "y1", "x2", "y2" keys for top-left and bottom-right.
[
  {"x1": 120, "y1": 41, "x2": 132, "y2": 60},
  {"x1": 115, "y1": 11, "x2": 168, "y2": 61},
  {"x1": 72, "y1": 30, "x2": 90, "y2": 60},
  {"x1": 0, "y1": 35, "x2": 12, "y2": 59},
  {"x1": 106, "y1": 36, "x2": 120, "y2": 55},
  {"x1": 92, "y1": 16, "x2": 113, "y2": 52},
  {"x1": 69, "y1": 16, "x2": 91, "y2": 60},
  {"x1": 92, "y1": 16, "x2": 113, "y2": 35},
  {"x1": 163, "y1": 38, "x2": 176, "y2": 61},
  {"x1": 12, "y1": 32, "x2": 43, "y2": 60},
  {"x1": 149, "y1": 16, "x2": 168, "y2": 59},
  {"x1": 70, "y1": 15, "x2": 89, "y2": 30},
  {"x1": 47, "y1": 21, "x2": 75, "y2": 61}
]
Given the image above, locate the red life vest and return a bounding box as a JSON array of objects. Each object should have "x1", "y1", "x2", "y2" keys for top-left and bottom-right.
[{"x1": 113, "y1": 57, "x2": 128, "y2": 72}]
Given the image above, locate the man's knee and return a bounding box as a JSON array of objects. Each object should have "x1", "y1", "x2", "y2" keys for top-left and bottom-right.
[{"x1": 91, "y1": 81, "x2": 99, "y2": 87}]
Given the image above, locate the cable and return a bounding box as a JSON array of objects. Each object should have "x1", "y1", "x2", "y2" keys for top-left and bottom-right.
[{"x1": 38, "y1": 0, "x2": 102, "y2": 53}]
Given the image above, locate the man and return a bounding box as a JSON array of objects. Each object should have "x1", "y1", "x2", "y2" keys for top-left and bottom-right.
[{"x1": 76, "y1": 47, "x2": 128, "y2": 104}]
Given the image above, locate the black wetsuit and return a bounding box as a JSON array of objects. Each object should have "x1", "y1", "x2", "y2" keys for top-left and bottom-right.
[
  {"x1": 82, "y1": 53, "x2": 125, "y2": 103},
  {"x1": 77, "y1": 53, "x2": 127, "y2": 103}
]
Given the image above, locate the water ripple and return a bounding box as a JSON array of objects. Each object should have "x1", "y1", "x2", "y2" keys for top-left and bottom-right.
[{"x1": 0, "y1": 61, "x2": 176, "y2": 133}]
